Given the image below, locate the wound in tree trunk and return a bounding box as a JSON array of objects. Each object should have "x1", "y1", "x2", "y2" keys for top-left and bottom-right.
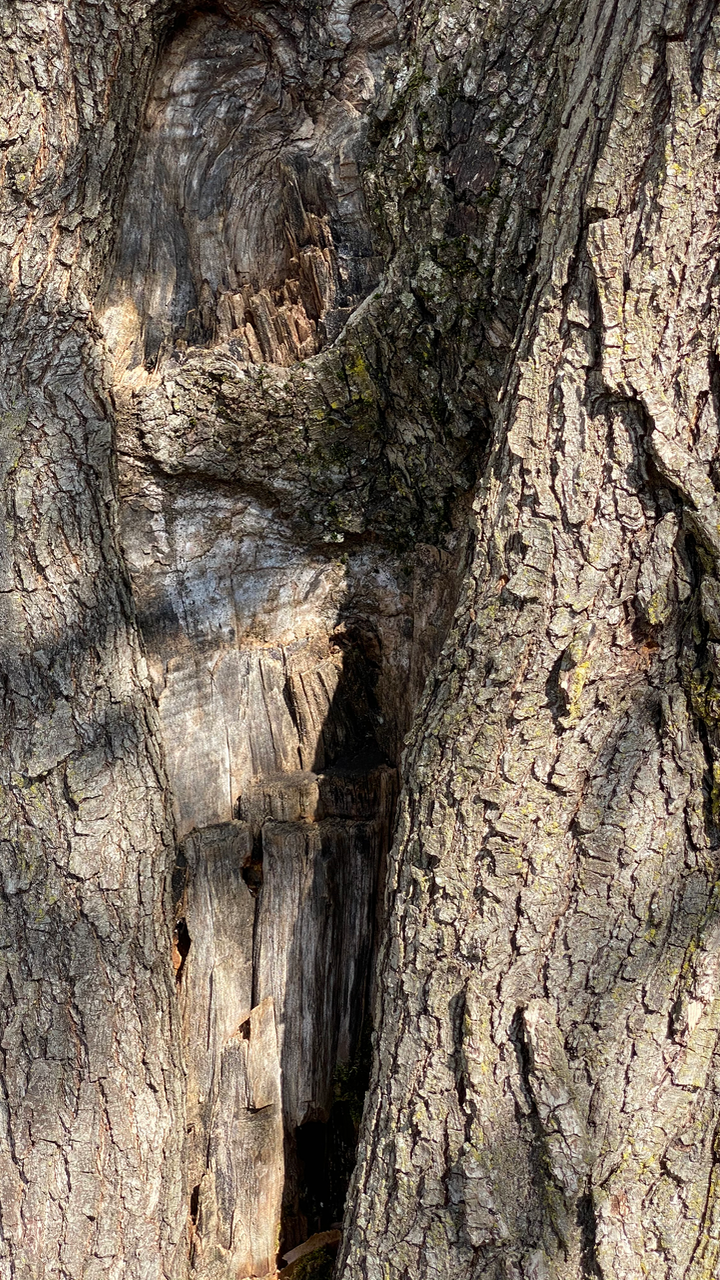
[
  {"x1": 99, "y1": 5, "x2": 384, "y2": 373},
  {"x1": 96, "y1": 2, "x2": 476, "y2": 1274}
]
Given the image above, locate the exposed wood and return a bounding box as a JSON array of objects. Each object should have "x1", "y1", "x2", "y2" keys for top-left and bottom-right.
[
  {"x1": 99, "y1": 2, "x2": 395, "y2": 372},
  {"x1": 176, "y1": 823, "x2": 255, "y2": 1199},
  {"x1": 192, "y1": 997, "x2": 284, "y2": 1280},
  {"x1": 175, "y1": 764, "x2": 396, "y2": 1267}
]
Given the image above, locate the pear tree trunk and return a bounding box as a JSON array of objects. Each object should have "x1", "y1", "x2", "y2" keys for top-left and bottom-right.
[
  {"x1": 339, "y1": 2, "x2": 720, "y2": 1278},
  {"x1": 0, "y1": 5, "x2": 186, "y2": 1277},
  {"x1": 5, "y1": 3, "x2": 720, "y2": 1280}
]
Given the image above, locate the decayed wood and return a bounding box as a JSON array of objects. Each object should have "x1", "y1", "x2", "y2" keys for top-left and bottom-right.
[
  {"x1": 176, "y1": 823, "x2": 287, "y2": 1280},
  {"x1": 192, "y1": 997, "x2": 284, "y2": 1280},
  {"x1": 176, "y1": 762, "x2": 396, "y2": 1269},
  {"x1": 176, "y1": 824, "x2": 255, "y2": 1198},
  {"x1": 99, "y1": 2, "x2": 395, "y2": 373}
]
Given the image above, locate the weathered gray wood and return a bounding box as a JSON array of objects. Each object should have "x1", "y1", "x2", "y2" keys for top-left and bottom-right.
[
  {"x1": 99, "y1": 3, "x2": 396, "y2": 372},
  {"x1": 175, "y1": 773, "x2": 396, "y2": 1271},
  {"x1": 177, "y1": 824, "x2": 255, "y2": 1197},
  {"x1": 117, "y1": 386, "x2": 470, "y2": 836},
  {"x1": 192, "y1": 997, "x2": 284, "y2": 1280}
]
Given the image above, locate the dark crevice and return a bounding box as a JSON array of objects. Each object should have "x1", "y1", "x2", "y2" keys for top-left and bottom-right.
[
  {"x1": 173, "y1": 918, "x2": 191, "y2": 986},
  {"x1": 708, "y1": 349, "x2": 720, "y2": 493},
  {"x1": 293, "y1": 1021, "x2": 372, "y2": 1243},
  {"x1": 273, "y1": 631, "x2": 397, "y2": 1253},
  {"x1": 688, "y1": 0, "x2": 717, "y2": 98},
  {"x1": 62, "y1": 766, "x2": 80, "y2": 813},
  {"x1": 190, "y1": 1182, "x2": 200, "y2": 1227},
  {"x1": 677, "y1": 531, "x2": 720, "y2": 848},
  {"x1": 450, "y1": 987, "x2": 467, "y2": 1112},
  {"x1": 509, "y1": 1008, "x2": 537, "y2": 1118},
  {"x1": 171, "y1": 844, "x2": 188, "y2": 913},
  {"x1": 577, "y1": 1192, "x2": 603, "y2": 1278},
  {"x1": 545, "y1": 650, "x2": 569, "y2": 730},
  {"x1": 240, "y1": 834, "x2": 264, "y2": 898}
]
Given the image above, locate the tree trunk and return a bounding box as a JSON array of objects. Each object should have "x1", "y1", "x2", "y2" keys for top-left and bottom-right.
[
  {"x1": 5, "y1": 1, "x2": 720, "y2": 1278},
  {"x1": 339, "y1": 1, "x2": 720, "y2": 1278},
  {"x1": 0, "y1": 4, "x2": 186, "y2": 1276}
]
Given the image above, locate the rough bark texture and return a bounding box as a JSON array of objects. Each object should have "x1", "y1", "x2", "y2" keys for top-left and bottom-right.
[
  {"x1": 0, "y1": 4, "x2": 189, "y2": 1278},
  {"x1": 7, "y1": 0, "x2": 720, "y2": 1278},
  {"x1": 339, "y1": 2, "x2": 720, "y2": 1278}
]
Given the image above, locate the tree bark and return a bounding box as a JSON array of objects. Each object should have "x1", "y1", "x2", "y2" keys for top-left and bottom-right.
[
  {"x1": 6, "y1": 1, "x2": 720, "y2": 1278},
  {"x1": 0, "y1": 4, "x2": 186, "y2": 1276},
  {"x1": 339, "y1": 1, "x2": 720, "y2": 1278}
]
